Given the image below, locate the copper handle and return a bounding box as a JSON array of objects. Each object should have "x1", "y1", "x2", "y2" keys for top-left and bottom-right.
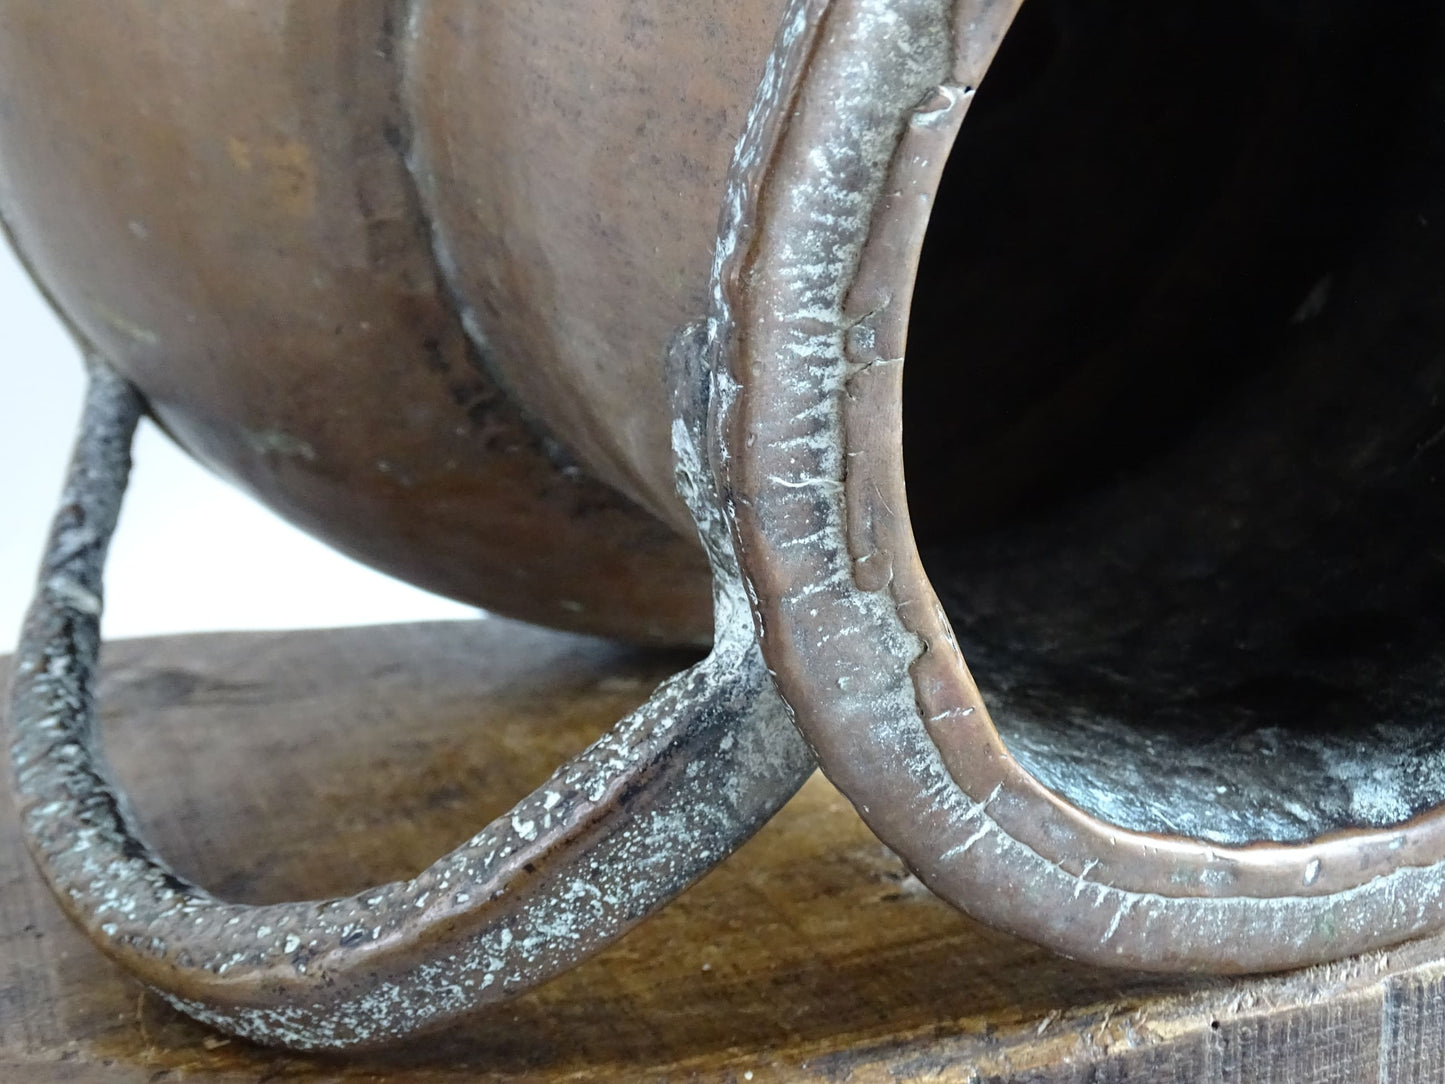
[{"x1": 6, "y1": 364, "x2": 813, "y2": 1050}]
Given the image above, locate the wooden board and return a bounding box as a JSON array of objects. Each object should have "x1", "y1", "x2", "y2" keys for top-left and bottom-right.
[{"x1": 3, "y1": 618, "x2": 1445, "y2": 1082}]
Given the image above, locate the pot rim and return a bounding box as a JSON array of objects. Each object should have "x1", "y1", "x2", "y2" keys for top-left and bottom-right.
[{"x1": 709, "y1": 0, "x2": 1445, "y2": 970}]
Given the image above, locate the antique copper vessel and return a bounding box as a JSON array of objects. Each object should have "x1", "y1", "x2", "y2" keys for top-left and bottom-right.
[{"x1": 7, "y1": 0, "x2": 1445, "y2": 1052}]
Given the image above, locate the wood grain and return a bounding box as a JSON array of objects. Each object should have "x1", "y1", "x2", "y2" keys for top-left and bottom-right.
[{"x1": 4, "y1": 619, "x2": 1444, "y2": 1081}]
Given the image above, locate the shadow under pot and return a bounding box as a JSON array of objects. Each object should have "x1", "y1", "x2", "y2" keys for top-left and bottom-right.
[{"x1": 716, "y1": 0, "x2": 1445, "y2": 971}]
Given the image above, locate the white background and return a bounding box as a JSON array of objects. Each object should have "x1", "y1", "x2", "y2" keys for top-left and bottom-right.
[{"x1": 0, "y1": 240, "x2": 474, "y2": 655}]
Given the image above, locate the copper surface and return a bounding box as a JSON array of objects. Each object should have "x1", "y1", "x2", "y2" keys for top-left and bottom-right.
[{"x1": 0, "y1": 0, "x2": 725, "y2": 644}]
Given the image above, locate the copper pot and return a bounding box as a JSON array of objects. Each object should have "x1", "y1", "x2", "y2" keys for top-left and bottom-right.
[
  {"x1": 8, "y1": 0, "x2": 1445, "y2": 1052},
  {"x1": 721, "y1": 0, "x2": 1445, "y2": 976}
]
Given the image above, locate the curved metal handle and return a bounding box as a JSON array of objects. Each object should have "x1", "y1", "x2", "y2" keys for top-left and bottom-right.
[{"x1": 7, "y1": 364, "x2": 813, "y2": 1050}]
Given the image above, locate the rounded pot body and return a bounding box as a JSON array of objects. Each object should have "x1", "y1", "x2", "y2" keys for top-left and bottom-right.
[
  {"x1": 707, "y1": 0, "x2": 1445, "y2": 972},
  {"x1": 0, "y1": 0, "x2": 784, "y2": 644}
]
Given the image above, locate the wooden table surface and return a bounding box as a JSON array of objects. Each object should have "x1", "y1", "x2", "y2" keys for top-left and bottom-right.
[{"x1": 4, "y1": 619, "x2": 1444, "y2": 1082}]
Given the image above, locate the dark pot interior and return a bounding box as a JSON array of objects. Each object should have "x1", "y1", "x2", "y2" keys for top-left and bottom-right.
[{"x1": 905, "y1": 0, "x2": 1445, "y2": 845}]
